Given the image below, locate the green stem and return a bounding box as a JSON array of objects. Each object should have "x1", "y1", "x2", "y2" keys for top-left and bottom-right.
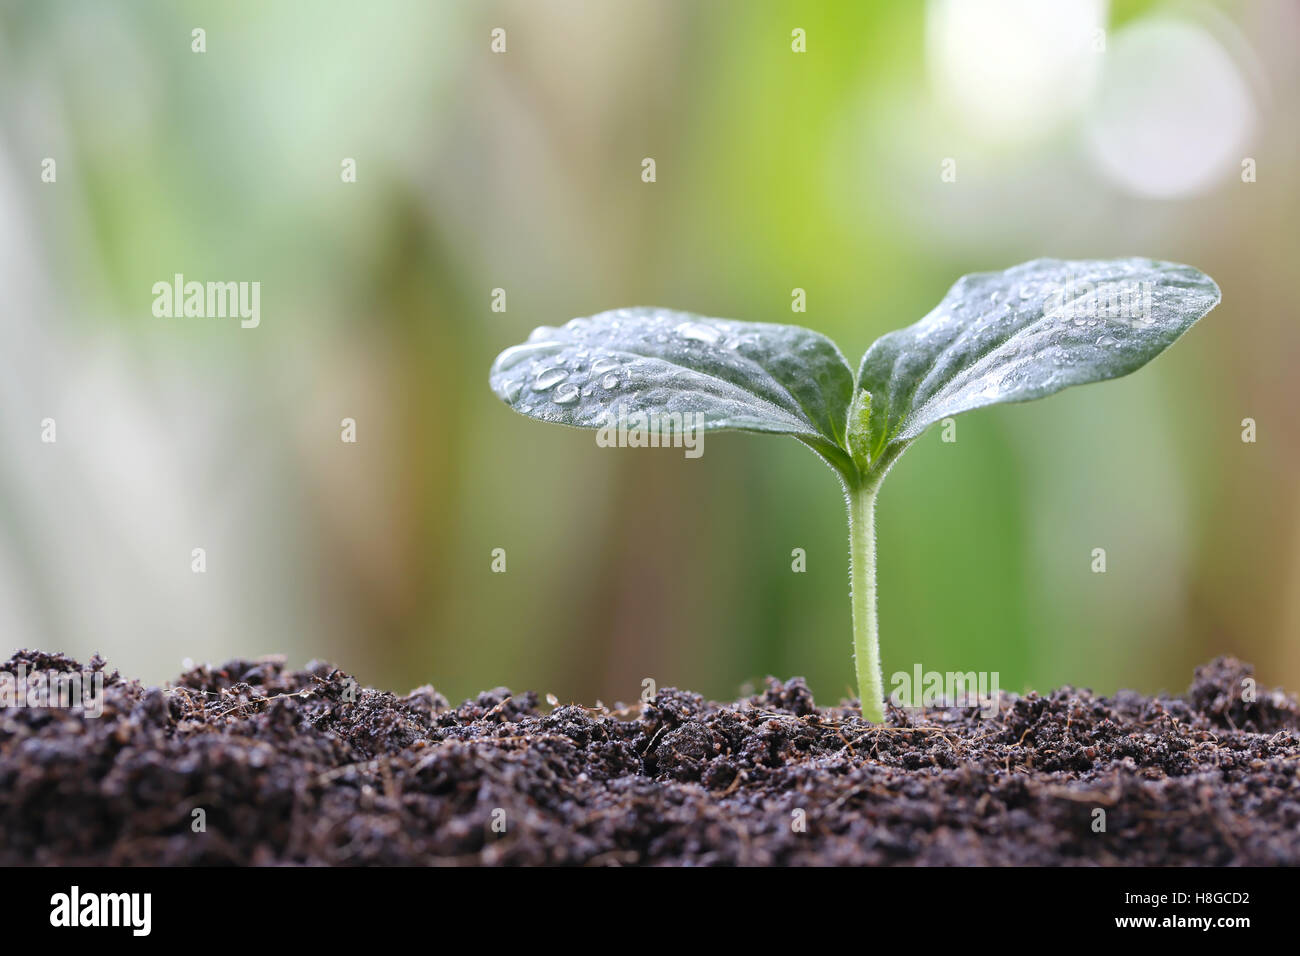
[{"x1": 846, "y1": 476, "x2": 885, "y2": 722}]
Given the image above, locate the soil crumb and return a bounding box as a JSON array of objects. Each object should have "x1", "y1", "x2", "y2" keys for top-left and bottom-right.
[{"x1": 2, "y1": 652, "x2": 1297, "y2": 865}]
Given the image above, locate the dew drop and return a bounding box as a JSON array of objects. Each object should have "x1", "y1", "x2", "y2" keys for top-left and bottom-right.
[
  {"x1": 600, "y1": 373, "x2": 620, "y2": 389},
  {"x1": 675, "y1": 321, "x2": 723, "y2": 345},
  {"x1": 553, "y1": 383, "x2": 580, "y2": 405},
  {"x1": 533, "y1": 367, "x2": 568, "y2": 390},
  {"x1": 1096, "y1": 334, "x2": 1119, "y2": 347}
]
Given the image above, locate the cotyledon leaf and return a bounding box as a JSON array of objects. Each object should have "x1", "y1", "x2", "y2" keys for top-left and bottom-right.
[
  {"x1": 489, "y1": 307, "x2": 855, "y2": 466},
  {"x1": 853, "y1": 258, "x2": 1221, "y2": 467}
]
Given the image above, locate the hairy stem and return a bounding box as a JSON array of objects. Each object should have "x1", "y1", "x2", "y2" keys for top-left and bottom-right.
[{"x1": 846, "y1": 476, "x2": 885, "y2": 722}]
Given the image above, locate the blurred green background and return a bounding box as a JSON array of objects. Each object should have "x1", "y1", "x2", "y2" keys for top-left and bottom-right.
[{"x1": 2, "y1": 0, "x2": 1297, "y2": 705}]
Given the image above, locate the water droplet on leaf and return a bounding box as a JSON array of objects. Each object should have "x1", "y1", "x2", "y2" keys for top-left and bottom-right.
[
  {"x1": 675, "y1": 321, "x2": 723, "y2": 345},
  {"x1": 533, "y1": 367, "x2": 568, "y2": 390}
]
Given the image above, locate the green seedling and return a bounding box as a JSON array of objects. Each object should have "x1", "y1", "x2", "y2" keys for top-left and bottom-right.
[{"x1": 490, "y1": 258, "x2": 1220, "y2": 721}]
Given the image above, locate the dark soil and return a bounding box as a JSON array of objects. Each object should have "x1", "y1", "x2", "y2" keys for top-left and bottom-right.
[{"x1": 2, "y1": 650, "x2": 1297, "y2": 865}]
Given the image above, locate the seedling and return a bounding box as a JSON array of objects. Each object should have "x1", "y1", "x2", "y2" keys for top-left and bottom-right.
[{"x1": 490, "y1": 258, "x2": 1219, "y2": 721}]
